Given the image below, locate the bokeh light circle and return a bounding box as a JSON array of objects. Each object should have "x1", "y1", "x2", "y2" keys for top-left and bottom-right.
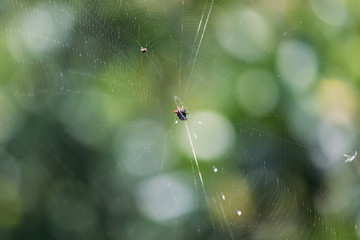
[
  {"x1": 236, "y1": 69, "x2": 279, "y2": 115},
  {"x1": 277, "y1": 40, "x2": 318, "y2": 91},
  {"x1": 136, "y1": 174, "x2": 194, "y2": 222},
  {"x1": 216, "y1": 6, "x2": 273, "y2": 63},
  {"x1": 177, "y1": 111, "x2": 235, "y2": 161}
]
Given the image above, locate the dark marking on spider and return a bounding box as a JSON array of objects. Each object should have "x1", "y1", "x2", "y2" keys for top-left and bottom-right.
[{"x1": 173, "y1": 106, "x2": 188, "y2": 121}]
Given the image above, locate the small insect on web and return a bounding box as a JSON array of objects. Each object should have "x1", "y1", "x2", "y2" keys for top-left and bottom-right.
[
  {"x1": 344, "y1": 150, "x2": 357, "y2": 163},
  {"x1": 140, "y1": 47, "x2": 147, "y2": 53}
]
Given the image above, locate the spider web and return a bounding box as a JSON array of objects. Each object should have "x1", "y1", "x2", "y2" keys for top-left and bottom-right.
[{"x1": 0, "y1": 0, "x2": 359, "y2": 239}]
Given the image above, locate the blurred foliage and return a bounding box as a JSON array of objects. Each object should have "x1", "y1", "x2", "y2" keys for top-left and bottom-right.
[{"x1": 0, "y1": 0, "x2": 360, "y2": 239}]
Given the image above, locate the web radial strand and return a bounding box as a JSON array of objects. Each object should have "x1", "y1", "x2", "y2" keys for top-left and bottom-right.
[
  {"x1": 178, "y1": 0, "x2": 185, "y2": 96},
  {"x1": 184, "y1": 121, "x2": 215, "y2": 230},
  {"x1": 186, "y1": 0, "x2": 214, "y2": 93}
]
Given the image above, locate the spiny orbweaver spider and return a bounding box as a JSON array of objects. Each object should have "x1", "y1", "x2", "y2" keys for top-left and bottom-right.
[{"x1": 173, "y1": 106, "x2": 188, "y2": 121}]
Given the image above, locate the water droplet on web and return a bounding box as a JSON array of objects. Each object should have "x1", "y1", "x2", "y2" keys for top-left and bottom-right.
[
  {"x1": 198, "y1": 121, "x2": 202, "y2": 125},
  {"x1": 221, "y1": 193, "x2": 225, "y2": 200},
  {"x1": 175, "y1": 120, "x2": 178, "y2": 124},
  {"x1": 193, "y1": 132, "x2": 197, "y2": 139},
  {"x1": 79, "y1": 53, "x2": 82, "y2": 57},
  {"x1": 212, "y1": 166, "x2": 218, "y2": 172},
  {"x1": 237, "y1": 210, "x2": 242, "y2": 216}
]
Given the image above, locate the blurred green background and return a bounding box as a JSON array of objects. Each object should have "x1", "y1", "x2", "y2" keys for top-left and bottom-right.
[{"x1": 0, "y1": 0, "x2": 360, "y2": 239}]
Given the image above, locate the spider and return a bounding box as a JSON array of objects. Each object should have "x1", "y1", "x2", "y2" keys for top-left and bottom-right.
[{"x1": 173, "y1": 106, "x2": 188, "y2": 121}]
